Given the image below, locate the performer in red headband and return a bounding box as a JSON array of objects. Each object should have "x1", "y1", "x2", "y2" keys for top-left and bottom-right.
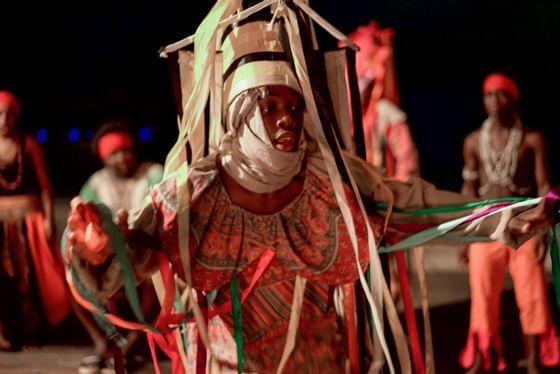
[
  {"x1": 0, "y1": 91, "x2": 21, "y2": 122},
  {"x1": 96, "y1": 131, "x2": 134, "y2": 162},
  {"x1": 74, "y1": 119, "x2": 162, "y2": 372},
  {"x1": 483, "y1": 72, "x2": 520, "y2": 102},
  {"x1": 0, "y1": 90, "x2": 69, "y2": 350},
  {"x1": 459, "y1": 73, "x2": 559, "y2": 372}
]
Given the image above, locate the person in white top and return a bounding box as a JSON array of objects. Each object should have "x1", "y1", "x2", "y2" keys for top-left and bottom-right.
[{"x1": 76, "y1": 120, "x2": 162, "y2": 373}]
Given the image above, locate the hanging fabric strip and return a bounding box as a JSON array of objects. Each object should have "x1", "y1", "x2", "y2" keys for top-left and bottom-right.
[
  {"x1": 282, "y1": 7, "x2": 406, "y2": 372},
  {"x1": 176, "y1": 163, "x2": 213, "y2": 369},
  {"x1": 276, "y1": 275, "x2": 307, "y2": 374},
  {"x1": 148, "y1": 329, "x2": 185, "y2": 374},
  {"x1": 545, "y1": 190, "x2": 560, "y2": 307},
  {"x1": 230, "y1": 278, "x2": 244, "y2": 374},
  {"x1": 65, "y1": 267, "x2": 150, "y2": 333},
  {"x1": 342, "y1": 284, "x2": 360, "y2": 373},
  {"x1": 207, "y1": 250, "x2": 275, "y2": 319},
  {"x1": 413, "y1": 247, "x2": 436, "y2": 374},
  {"x1": 552, "y1": 222, "x2": 560, "y2": 306},
  {"x1": 61, "y1": 228, "x2": 159, "y2": 335},
  {"x1": 97, "y1": 203, "x2": 152, "y2": 326},
  {"x1": 166, "y1": 2, "x2": 245, "y2": 369},
  {"x1": 146, "y1": 254, "x2": 187, "y2": 374},
  {"x1": 163, "y1": 0, "x2": 242, "y2": 174},
  {"x1": 395, "y1": 252, "x2": 425, "y2": 374}
]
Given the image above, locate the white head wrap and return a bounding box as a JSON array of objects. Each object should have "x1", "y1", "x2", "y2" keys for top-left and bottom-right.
[{"x1": 219, "y1": 87, "x2": 306, "y2": 193}]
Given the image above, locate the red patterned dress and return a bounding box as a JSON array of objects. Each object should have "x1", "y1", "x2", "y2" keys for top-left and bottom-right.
[{"x1": 146, "y1": 160, "x2": 379, "y2": 372}]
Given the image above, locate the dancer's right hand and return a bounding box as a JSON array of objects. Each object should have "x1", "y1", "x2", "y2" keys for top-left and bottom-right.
[{"x1": 66, "y1": 197, "x2": 112, "y2": 265}]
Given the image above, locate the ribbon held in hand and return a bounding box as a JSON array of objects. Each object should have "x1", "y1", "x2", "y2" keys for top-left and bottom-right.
[{"x1": 67, "y1": 197, "x2": 111, "y2": 265}]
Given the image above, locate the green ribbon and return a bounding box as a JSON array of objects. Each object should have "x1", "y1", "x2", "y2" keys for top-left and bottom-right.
[
  {"x1": 230, "y1": 278, "x2": 244, "y2": 374},
  {"x1": 374, "y1": 196, "x2": 529, "y2": 216},
  {"x1": 551, "y1": 217, "x2": 560, "y2": 307},
  {"x1": 95, "y1": 203, "x2": 158, "y2": 332},
  {"x1": 61, "y1": 229, "x2": 127, "y2": 347},
  {"x1": 379, "y1": 198, "x2": 541, "y2": 254},
  {"x1": 62, "y1": 203, "x2": 158, "y2": 333},
  {"x1": 376, "y1": 195, "x2": 560, "y2": 309}
]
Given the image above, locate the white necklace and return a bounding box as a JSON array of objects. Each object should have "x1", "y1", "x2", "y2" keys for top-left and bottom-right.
[{"x1": 478, "y1": 118, "x2": 526, "y2": 195}]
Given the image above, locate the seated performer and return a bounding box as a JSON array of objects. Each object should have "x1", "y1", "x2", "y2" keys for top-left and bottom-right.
[{"x1": 75, "y1": 120, "x2": 162, "y2": 372}]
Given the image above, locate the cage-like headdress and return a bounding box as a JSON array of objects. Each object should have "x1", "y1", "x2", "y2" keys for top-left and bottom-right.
[{"x1": 159, "y1": 1, "x2": 410, "y2": 372}]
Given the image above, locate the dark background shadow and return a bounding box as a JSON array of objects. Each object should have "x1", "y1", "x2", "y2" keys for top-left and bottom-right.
[{"x1": 1, "y1": 0, "x2": 559, "y2": 195}]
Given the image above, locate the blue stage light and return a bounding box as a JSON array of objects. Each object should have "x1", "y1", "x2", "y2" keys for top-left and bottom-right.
[
  {"x1": 68, "y1": 128, "x2": 80, "y2": 143},
  {"x1": 139, "y1": 126, "x2": 153, "y2": 142},
  {"x1": 37, "y1": 129, "x2": 48, "y2": 143}
]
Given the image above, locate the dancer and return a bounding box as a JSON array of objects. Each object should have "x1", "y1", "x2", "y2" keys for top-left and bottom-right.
[
  {"x1": 459, "y1": 72, "x2": 559, "y2": 373},
  {"x1": 63, "y1": 2, "x2": 557, "y2": 372},
  {"x1": 0, "y1": 90, "x2": 69, "y2": 350}
]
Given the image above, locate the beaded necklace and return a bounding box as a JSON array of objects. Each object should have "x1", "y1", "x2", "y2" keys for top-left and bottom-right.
[{"x1": 478, "y1": 118, "x2": 529, "y2": 195}]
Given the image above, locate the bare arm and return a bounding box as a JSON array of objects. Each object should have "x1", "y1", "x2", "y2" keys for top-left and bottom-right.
[
  {"x1": 461, "y1": 132, "x2": 479, "y2": 197},
  {"x1": 525, "y1": 131, "x2": 552, "y2": 262},
  {"x1": 344, "y1": 151, "x2": 471, "y2": 212},
  {"x1": 529, "y1": 131, "x2": 551, "y2": 196},
  {"x1": 25, "y1": 135, "x2": 54, "y2": 239},
  {"x1": 388, "y1": 123, "x2": 419, "y2": 181},
  {"x1": 343, "y1": 151, "x2": 548, "y2": 247}
]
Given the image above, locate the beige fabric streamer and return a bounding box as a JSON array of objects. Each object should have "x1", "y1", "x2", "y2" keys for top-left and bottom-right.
[
  {"x1": 164, "y1": 0, "x2": 242, "y2": 175},
  {"x1": 282, "y1": 7, "x2": 409, "y2": 374},
  {"x1": 167, "y1": 0, "x2": 244, "y2": 368},
  {"x1": 178, "y1": 50, "x2": 195, "y2": 118},
  {"x1": 324, "y1": 49, "x2": 356, "y2": 154},
  {"x1": 159, "y1": 1, "x2": 416, "y2": 372},
  {"x1": 209, "y1": 52, "x2": 224, "y2": 152},
  {"x1": 276, "y1": 276, "x2": 307, "y2": 374}
]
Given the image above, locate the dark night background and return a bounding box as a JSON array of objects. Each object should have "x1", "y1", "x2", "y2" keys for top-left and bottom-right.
[{"x1": 1, "y1": 0, "x2": 560, "y2": 196}]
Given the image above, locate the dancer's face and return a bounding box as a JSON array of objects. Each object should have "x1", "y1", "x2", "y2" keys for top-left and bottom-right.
[
  {"x1": 483, "y1": 89, "x2": 516, "y2": 120},
  {"x1": 104, "y1": 147, "x2": 137, "y2": 178},
  {"x1": 258, "y1": 85, "x2": 305, "y2": 152},
  {"x1": 0, "y1": 103, "x2": 17, "y2": 136}
]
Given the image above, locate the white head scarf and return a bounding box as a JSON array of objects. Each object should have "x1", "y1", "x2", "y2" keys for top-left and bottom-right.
[{"x1": 219, "y1": 87, "x2": 306, "y2": 193}]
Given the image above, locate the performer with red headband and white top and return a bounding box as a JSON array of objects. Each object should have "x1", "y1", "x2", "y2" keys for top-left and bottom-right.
[
  {"x1": 76, "y1": 120, "x2": 162, "y2": 373},
  {"x1": 81, "y1": 121, "x2": 163, "y2": 213},
  {"x1": 459, "y1": 73, "x2": 559, "y2": 373}
]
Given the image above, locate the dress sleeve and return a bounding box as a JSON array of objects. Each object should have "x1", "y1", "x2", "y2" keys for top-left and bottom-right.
[{"x1": 344, "y1": 152, "x2": 533, "y2": 248}]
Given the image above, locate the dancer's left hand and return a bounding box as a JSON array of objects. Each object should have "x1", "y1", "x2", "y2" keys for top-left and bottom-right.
[{"x1": 508, "y1": 197, "x2": 556, "y2": 236}]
